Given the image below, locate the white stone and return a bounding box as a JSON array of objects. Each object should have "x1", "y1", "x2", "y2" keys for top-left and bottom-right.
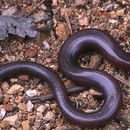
[
  {"x1": 42, "y1": 40, "x2": 50, "y2": 51},
  {"x1": 37, "y1": 105, "x2": 46, "y2": 113},
  {"x1": 26, "y1": 89, "x2": 37, "y2": 97},
  {"x1": 27, "y1": 100, "x2": 34, "y2": 112},
  {"x1": 0, "y1": 109, "x2": 6, "y2": 120},
  {"x1": 108, "y1": 19, "x2": 118, "y2": 23}
]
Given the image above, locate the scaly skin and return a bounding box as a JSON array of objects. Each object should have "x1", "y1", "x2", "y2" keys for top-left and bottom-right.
[{"x1": 58, "y1": 29, "x2": 130, "y2": 128}]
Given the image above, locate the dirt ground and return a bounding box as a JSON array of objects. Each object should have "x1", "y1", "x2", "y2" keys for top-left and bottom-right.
[{"x1": 0, "y1": 0, "x2": 129, "y2": 130}]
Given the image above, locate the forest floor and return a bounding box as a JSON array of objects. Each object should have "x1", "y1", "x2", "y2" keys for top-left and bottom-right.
[{"x1": 0, "y1": 0, "x2": 129, "y2": 130}]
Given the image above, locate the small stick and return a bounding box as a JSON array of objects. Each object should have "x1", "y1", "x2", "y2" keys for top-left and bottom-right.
[
  {"x1": 114, "y1": 74, "x2": 130, "y2": 87},
  {"x1": 25, "y1": 0, "x2": 45, "y2": 17},
  {"x1": 64, "y1": 10, "x2": 73, "y2": 35},
  {"x1": 23, "y1": 86, "x2": 88, "y2": 102}
]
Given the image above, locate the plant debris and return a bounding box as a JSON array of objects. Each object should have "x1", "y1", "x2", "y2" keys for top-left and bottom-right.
[{"x1": 0, "y1": 15, "x2": 38, "y2": 40}]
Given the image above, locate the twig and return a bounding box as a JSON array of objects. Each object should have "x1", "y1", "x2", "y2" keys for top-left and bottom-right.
[
  {"x1": 25, "y1": 0, "x2": 45, "y2": 17},
  {"x1": 23, "y1": 86, "x2": 87, "y2": 102},
  {"x1": 114, "y1": 74, "x2": 130, "y2": 87},
  {"x1": 64, "y1": 9, "x2": 73, "y2": 35}
]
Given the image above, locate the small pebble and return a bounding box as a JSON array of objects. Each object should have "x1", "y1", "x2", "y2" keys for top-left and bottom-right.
[
  {"x1": 52, "y1": 64, "x2": 58, "y2": 71},
  {"x1": 4, "y1": 115, "x2": 18, "y2": 127},
  {"x1": 108, "y1": 19, "x2": 118, "y2": 23},
  {"x1": 50, "y1": 104, "x2": 57, "y2": 110},
  {"x1": 78, "y1": 17, "x2": 89, "y2": 26},
  {"x1": 0, "y1": 109, "x2": 6, "y2": 120},
  {"x1": 18, "y1": 103, "x2": 27, "y2": 112},
  {"x1": 42, "y1": 40, "x2": 50, "y2": 51},
  {"x1": 26, "y1": 89, "x2": 37, "y2": 97},
  {"x1": 27, "y1": 100, "x2": 34, "y2": 112},
  {"x1": 45, "y1": 58, "x2": 52, "y2": 63},
  {"x1": 52, "y1": 0, "x2": 57, "y2": 6},
  {"x1": 107, "y1": 4, "x2": 113, "y2": 11},
  {"x1": 46, "y1": 20, "x2": 53, "y2": 28},
  {"x1": 22, "y1": 120, "x2": 30, "y2": 130},
  {"x1": 85, "y1": 109, "x2": 95, "y2": 113},
  {"x1": 116, "y1": 9, "x2": 125, "y2": 16},
  {"x1": 37, "y1": 105, "x2": 46, "y2": 113},
  {"x1": 1, "y1": 82, "x2": 9, "y2": 93},
  {"x1": 40, "y1": 4, "x2": 47, "y2": 10},
  {"x1": 43, "y1": 111, "x2": 55, "y2": 121},
  {"x1": 7, "y1": 84, "x2": 24, "y2": 95},
  {"x1": 37, "y1": 84, "x2": 44, "y2": 90}
]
